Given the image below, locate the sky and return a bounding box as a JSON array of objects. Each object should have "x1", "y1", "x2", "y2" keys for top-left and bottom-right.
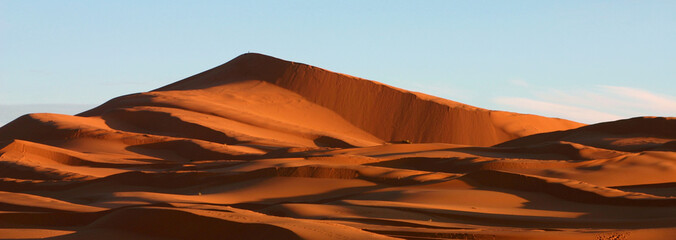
[{"x1": 1, "y1": 1, "x2": 675, "y2": 125}]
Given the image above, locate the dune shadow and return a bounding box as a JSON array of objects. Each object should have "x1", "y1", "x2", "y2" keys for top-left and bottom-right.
[
  {"x1": 100, "y1": 109, "x2": 240, "y2": 145},
  {"x1": 313, "y1": 136, "x2": 355, "y2": 148}
]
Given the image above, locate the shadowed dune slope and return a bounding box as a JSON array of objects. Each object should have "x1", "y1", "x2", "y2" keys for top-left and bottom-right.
[{"x1": 82, "y1": 53, "x2": 582, "y2": 146}]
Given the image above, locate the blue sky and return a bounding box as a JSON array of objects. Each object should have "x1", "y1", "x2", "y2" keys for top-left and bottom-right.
[{"x1": 1, "y1": 1, "x2": 675, "y2": 125}]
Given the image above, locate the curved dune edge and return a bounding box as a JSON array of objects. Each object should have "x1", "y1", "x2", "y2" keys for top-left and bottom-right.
[
  {"x1": 0, "y1": 205, "x2": 394, "y2": 240},
  {"x1": 496, "y1": 116, "x2": 676, "y2": 151},
  {"x1": 461, "y1": 170, "x2": 676, "y2": 206}
]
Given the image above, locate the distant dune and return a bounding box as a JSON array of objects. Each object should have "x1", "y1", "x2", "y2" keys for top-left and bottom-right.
[{"x1": 0, "y1": 53, "x2": 673, "y2": 239}]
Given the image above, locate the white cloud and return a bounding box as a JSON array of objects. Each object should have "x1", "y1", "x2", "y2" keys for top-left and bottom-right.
[
  {"x1": 494, "y1": 97, "x2": 623, "y2": 123},
  {"x1": 600, "y1": 85, "x2": 676, "y2": 114},
  {"x1": 508, "y1": 79, "x2": 529, "y2": 87},
  {"x1": 493, "y1": 85, "x2": 675, "y2": 124}
]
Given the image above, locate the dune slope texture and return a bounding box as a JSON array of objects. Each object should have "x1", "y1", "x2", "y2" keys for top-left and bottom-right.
[{"x1": 0, "y1": 53, "x2": 674, "y2": 239}]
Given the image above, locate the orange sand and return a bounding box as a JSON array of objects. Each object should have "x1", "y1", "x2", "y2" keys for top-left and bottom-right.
[{"x1": 0, "y1": 53, "x2": 673, "y2": 239}]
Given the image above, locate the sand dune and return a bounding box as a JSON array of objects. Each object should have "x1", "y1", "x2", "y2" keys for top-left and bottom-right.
[
  {"x1": 496, "y1": 117, "x2": 676, "y2": 151},
  {"x1": 0, "y1": 53, "x2": 673, "y2": 239},
  {"x1": 85, "y1": 53, "x2": 582, "y2": 147}
]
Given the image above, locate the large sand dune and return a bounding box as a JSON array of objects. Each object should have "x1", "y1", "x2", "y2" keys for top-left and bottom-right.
[{"x1": 0, "y1": 53, "x2": 673, "y2": 239}]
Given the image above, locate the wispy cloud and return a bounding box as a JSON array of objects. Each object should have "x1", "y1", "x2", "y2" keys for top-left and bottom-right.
[
  {"x1": 494, "y1": 97, "x2": 623, "y2": 123},
  {"x1": 600, "y1": 85, "x2": 676, "y2": 113},
  {"x1": 493, "y1": 85, "x2": 675, "y2": 124},
  {"x1": 508, "y1": 78, "x2": 529, "y2": 88}
]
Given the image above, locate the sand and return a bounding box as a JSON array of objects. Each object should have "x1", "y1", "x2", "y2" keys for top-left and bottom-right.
[{"x1": 0, "y1": 53, "x2": 673, "y2": 239}]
